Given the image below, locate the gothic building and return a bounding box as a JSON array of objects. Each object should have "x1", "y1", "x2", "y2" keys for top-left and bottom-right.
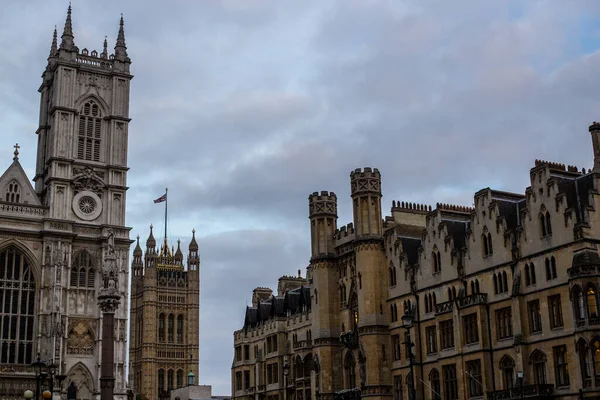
[
  {"x1": 0, "y1": 6, "x2": 133, "y2": 400},
  {"x1": 232, "y1": 123, "x2": 600, "y2": 400},
  {"x1": 128, "y1": 227, "x2": 200, "y2": 400}
]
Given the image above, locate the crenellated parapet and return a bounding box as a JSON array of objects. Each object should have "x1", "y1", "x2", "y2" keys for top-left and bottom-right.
[
  {"x1": 309, "y1": 192, "x2": 338, "y2": 261},
  {"x1": 391, "y1": 201, "x2": 431, "y2": 213},
  {"x1": 351, "y1": 167, "x2": 383, "y2": 239},
  {"x1": 350, "y1": 167, "x2": 381, "y2": 196}
]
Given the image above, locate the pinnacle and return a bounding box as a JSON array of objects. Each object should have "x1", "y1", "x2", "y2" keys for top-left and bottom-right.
[{"x1": 60, "y1": 4, "x2": 75, "y2": 50}]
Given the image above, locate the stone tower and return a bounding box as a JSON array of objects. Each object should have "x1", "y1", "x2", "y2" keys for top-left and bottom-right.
[
  {"x1": 308, "y1": 191, "x2": 342, "y2": 395},
  {"x1": 350, "y1": 168, "x2": 391, "y2": 398},
  {"x1": 0, "y1": 5, "x2": 133, "y2": 400},
  {"x1": 129, "y1": 228, "x2": 200, "y2": 400}
]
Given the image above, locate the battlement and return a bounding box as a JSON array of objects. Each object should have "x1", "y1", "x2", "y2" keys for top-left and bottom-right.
[
  {"x1": 350, "y1": 167, "x2": 381, "y2": 180},
  {"x1": 308, "y1": 191, "x2": 337, "y2": 217},
  {"x1": 75, "y1": 49, "x2": 115, "y2": 70},
  {"x1": 590, "y1": 121, "x2": 600, "y2": 132},
  {"x1": 533, "y1": 159, "x2": 586, "y2": 175},
  {"x1": 392, "y1": 201, "x2": 432, "y2": 213},
  {"x1": 435, "y1": 203, "x2": 474, "y2": 214},
  {"x1": 334, "y1": 223, "x2": 355, "y2": 239}
]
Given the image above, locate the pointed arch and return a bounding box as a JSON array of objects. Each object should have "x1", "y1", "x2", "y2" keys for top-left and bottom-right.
[
  {"x1": 529, "y1": 349, "x2": 547, "y2": 384},
  {"x1": 429, "y1": 368, "x2": 441, "y2": 400},
  {"x1": 475, "y1": 279, "x2": 480, "y2": 294},
  {"x1": 499, "y1": 355, "x2": 515, "y2": 389},
  {"x1": 550, "y1": 256, "x2": 557, "y2": 279},
  {"x1": 0, "y1": 239, "x2": 41, "y2": 284},
  {"x1": 67, "y1": 362, "x2": 95, "y2": 397},
  {"x1": 587, "y1": 283, "x2": 599, "y2": 318},
  {"x1": 344, "y1": 351, "x2": 356, "y2": 389},
  {"x1": 502, "y1": 271, "x2": 508, "y2": 293},
  {"x1": 75, "y1": 97, "x2": 105, "y2": 162},
  {"x1": 4, "y1": 179, "x2": 21, "y2": 203},
  {"x1": 573, "y1": 284, "x2": 586, "y2": 321},
  {"x1": 493, "y1": 274, "x2": 498, "y2": 294},
  {"x1": 470, "y1": 281, "x2": 475, "y2": 295},
  {"x1": 74, "y1": 93, "x2": 110, "y2": 116}
]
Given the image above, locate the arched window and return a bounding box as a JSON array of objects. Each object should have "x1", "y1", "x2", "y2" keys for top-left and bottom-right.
[
  {"x1": 591, "y1": 339, "x2": 600, "y2": 380},
  {"x1": 158, "y1": 369, "x2": 165, "y2": 393},
  {"x1": 493, "y1": 275, "x2": 498, "y2": 294},
  {"x1": 72, "y1": 252, "x2": 94, "y2": 289},
  {"x1": 437, "y1": 251, "x2": 441, "y2": 272},
  {"x1": 488, "y1": 233, "x2": 493, "y2": 255},
  {"x1": 545, "y1": 258, "x2": 551, "y2": 280},
  {"x1": 177, "y1": 315, "x2": 183, "y2": 343},
  {"x1": 502, "y1": 271, "x2": 508, "y2": 293},
  {"x1": 349, "y1": 293, "x2": 358, "y2": 331},
  {"x1": 550, "y1": 257, "x2": 557, "y2": 279},
  {"x1": 540, "y1": 212, "x2": 547, "y2": 236},
  {"x1": 303, "y1": 354, "x2": 313, "y2": 378},
  {"x1": 344, "y1": 352, "x2": 356, "y2": 389},
  {"x1": 5, "y1": 180, "x2": 21, "y2": 203},
  {"x1": 530, "y1": 263, "x2": 536, "y2": 285},
  {"x1": 429, "y1": 369, "x2": 441, "y2": 400},
  {"x1": 87, "y1": 268, "x2": 95, "y2": 288},
  {"x1": 70, "y1": 267, "x2": 78, "y2": 287},
  {"x1": 389, "y1": 265, "x2": 397, "y2": 287},
  {"x1": 482, "y1": 234, "x2": 489, "y2": 256},
  {"x1": 177, "y1": 369, "x2": 184, "y2": 388},
  {"x1": 294, "y1": 356, "x2": 303, "y2": 380},
  {"x1": 587, "y1": 285, "x2": 599, "y2": 319},
  {"x1": 475, "y1": 279, "x2": 480, "y2": 294},
  {"x1": 573, "y1": 286, "x2": 585, "y2": 321},
  {"x1": 432, "y1": 293, "x2": 436, "y2": 307},
  {"x1": 470, "y1": 281, "x2": 475, "y2": 295},
  {"x1": 424, "y1": 296, "x2": 429, "y2": 314},
  {"x1": 530, "y1": 350, "x2": 547, "y2": 384},
  {"x1": 447, "y1": 288, "x2": 452, "y2": 301},
  {"x1": 168, "y1": 369, "x2": 174, "y2": 390},
  {"x1": 546, "y1": 212, "x2": 552, "y2": 235},
  {"x1": 158, "y1": 314, "x2": 165, "y2": 342},
  {"x1": 525, "y1": 265, "x2": 530, "y2": 286},
  {"x1": 77, "y1": 100, "x2": 103, "y2": 161},
  {"x1": 578, "y1": 339, "x2": 592, "y2": 387},
  {"x1": 0, "y1": 246, "x2": 36, "y2": 364},
  {"x1": 500, "y1": 355, "x2": 515, "y2": 389},
  {"x1": 168, "y1": 314, "x2": 174, "y2": 342},
  {"x1": 452, "y1": 287, "x2": 456, "y2": 300}
]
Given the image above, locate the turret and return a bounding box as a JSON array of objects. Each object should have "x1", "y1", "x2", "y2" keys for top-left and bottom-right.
[
  {"x1": 188, "y1": 229, "x2": 199, "y2": 271},
  {"x1": 589, "y1": 122, "x2": 600, "y2": 174},
  {"x1": 132, "y1": 235, "x2": 143, "y2": 277},
  {"x1": 175, "y1": 239, "x2": 183, "y2": 263},
  {"x1": 308, "y1": 191, "x2": 338, "y2": 261},
  {"x1": 145, "y1": 225, "x2": 157, "y2": 268},
  {"x1": 350, "y1": 167, "x2": 383, "y2": 239}
]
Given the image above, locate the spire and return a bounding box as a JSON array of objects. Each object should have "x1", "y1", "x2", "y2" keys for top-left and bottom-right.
[
  {"x1": 175, "y1": 239, "x2": 183, "y2": 260},
  {"x1": 60, "y1": 4, "x2": 75, "y2": 50},
  {"x1": 50, "y1": 27, "x2": 58, "y2": 56},
  {"x1": 101, "y1": 36, "x2": 108, "y2": 59},
  {"x1": 189, "y1": 229, "x2": 198, "y2": 251},
  {"x1": 133, "y1": 235, "x2": 142, "y2": 256},
  {"x1": 114, "y1": 14, "x2": 128, "y2": 60},
  {"x1": 146, "y1": 224, "x2": 156, "y2": 249}
]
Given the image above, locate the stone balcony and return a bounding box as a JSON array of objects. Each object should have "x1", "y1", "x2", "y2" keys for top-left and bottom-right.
[
  {"x1": 456, "y1": 293, "x2": 487, "y2": 309},
  {"x1": 435, "y1": 300, "x2": 453, "y2": 315},
  {"x1": 293, "y1": 340, "x2": 313, "y2": 350},
  {"x1": 568, "y1": 264, "x2": 600, "y2": 279},
  {"x1": 488, "y1": 384, "x2": 554, "y2": 399}
]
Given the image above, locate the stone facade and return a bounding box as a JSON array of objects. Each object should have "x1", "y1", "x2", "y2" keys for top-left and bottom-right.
[
  {"x1": 232, "y1": 123, "x2": 600, "y2": 400},
  {"x1": 129, "y1": 228, "x2": 200, "y2": 400},
  {"x1": 0, "y1": 6, "x2": 132, "y2": 400}
]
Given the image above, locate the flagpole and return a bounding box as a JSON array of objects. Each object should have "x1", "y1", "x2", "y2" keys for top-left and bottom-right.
[{"x1": 165, "y1": 187, "x2": 168, "y2": 241}]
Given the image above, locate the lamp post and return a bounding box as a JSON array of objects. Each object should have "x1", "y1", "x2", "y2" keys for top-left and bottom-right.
[
  {"x1": 283, "y1": 363, "x2": 290, "y2": 400},
  {"x1": 401, "y1": 314, "x2": 416, "y2": 400},
  {"x1": 31, "y1": 353, "x2": 47, "y2": 400},
  {"x1": 517, "y1": 371, "x2": 523, "y2": 400},
  {"x1": 187, "y1": 370, "x2": 195, "y2": 386},
  {"x1": 23, "y1": 390, "x2": 33, "y2": 400}
]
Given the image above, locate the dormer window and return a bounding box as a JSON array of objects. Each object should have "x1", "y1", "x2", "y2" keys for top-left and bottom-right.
[
  {"x1": 5, "y1": 180, "x2": 21, "y2": 203},
  {"x1": 540, "y1": 207, "x2": 552, "y2": 237}
]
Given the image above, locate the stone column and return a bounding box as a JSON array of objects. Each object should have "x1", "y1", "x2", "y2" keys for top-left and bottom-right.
[{"x1": 98, "y1": 294, "x2": 120, "y2": 400}]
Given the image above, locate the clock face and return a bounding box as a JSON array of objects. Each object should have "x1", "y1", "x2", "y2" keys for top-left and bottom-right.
[{"x1": 72, "y1": 191, "x2": 103, "y2": 221}]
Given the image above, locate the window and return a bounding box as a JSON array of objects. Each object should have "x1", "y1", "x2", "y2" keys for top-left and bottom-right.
[
  {"x1": 77, "y1": 100, "x2": 102, "y2": 161},
  {"x1": 500, "y1": 356, "x2": 515, "y2": 389},
  {"x1": 429, "y1": 369, "x2": 441, "y2": 400},
  {"x1": 463, "y1": 313, "x2": 479, "y2": 345},
  {"x1": 496, "y1": 307, "x2": 513, "y2": 340},
  {"x1": 392, "y1": 335, "x2": 401, "y2": 361},
  {"x1": 482, "y1": 230, "x2": 493, "y2": 257},
  {"x1": 339, "y1": 284, "x2": 346, "y2": 307},
  {"x1": 168, "y1": 369, "x2": 174, "y2": 390},
  {"x1": 528, "y1": 300, "x2": 542, "y2": 333},
  {"x1": 440, "y1": 320, "x2": 454, "y2": 349},
  {"x1": 177, "y1": 315, "x2": 184, "y2": 343},
  {"x1": 5, "y1": 180, "x2": 21, "y2": 203},
  {"x1": 530, "y1": 350, "x2": 547, "y2": 384},
  {"x1": 548, "y1": 295, "x2": 563, "y2": 329},
  {"x1": 502, "y1": 271, "x2": 508, "y2": 293},
  {"x1": 177, "y1": 370, "x2": 183, "y2": 388},
  {"x1": 390, "y1": 303, "x2": 398, "y2": 323},
  {"x1": 545, "y1": 257, "x2": 557, "y2": 280},
  {"x1": 432, "y1": 250, "x2": 441, "y2": 274},
  {"x1": 389, "y1": 264, "x2": 397, "y2": 286},
  {"x1": 158, "y1": 369, "x2": 165, "y2": 393},
  {"x1": 345, "y1": 353, "x2": 356, "y2": 389},
  {"x1": 235, "y1": 371, "x2": 242, "y2": 391},
  {"x1": 168, "y1": 314, "x2": 174, "y2": 342},
  {"x1": 525, "y1": 263, "x2": 536, "y2": 286},
  {"x1": 244, "y1": 370, "x2": 251, "y2": 388},
  {"x1": 0, "y1": 247, "x2": 36, "y2": 365},
  {"x1": 540, "y1": 209, "x2": 552, "y2": 236},
  {"x1": 426, "y1": 326, "x2": 437, "y2": 354},
  {"x1": 588, "y1": 285, "x2": 599, "y2": 319},
  {"x1": 493, "y1": 274, "x2": 498, "y2": 294},
  {"x1": 553, "y1": 346, "x2": 569, "y2": 387},
  {"x1": 393, "y1": 375, "x2": 403, "y2": 400},
  {"x1": 442, "y1": 364, "x2": 458, "y2": 400},
  {"x1": 466, "y1": 360, "x2": 483, "y2": 397},
  {"x1": 71, "y1": 251, "x2": 95, "y2": 289},
  {"x1": 158, "y1": 314, "x2": 166, "y2": 342},
  {"x1": 593, "y1": 339, "x2": 600, "y2": 379},
  {"x1": 244, "y1": 345, "x2": 250, "y2": 361},
  {"x1": 267, "y1": 363, "x2": 279, "y2": 384},
  {"x1": 573, "y1": 286, "x2": 585, "y2": 321}
]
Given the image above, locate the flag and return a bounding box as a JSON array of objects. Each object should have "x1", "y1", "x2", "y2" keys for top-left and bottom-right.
[{"x1": 154, "y1": 193, "x2": 167, "y2": 203}]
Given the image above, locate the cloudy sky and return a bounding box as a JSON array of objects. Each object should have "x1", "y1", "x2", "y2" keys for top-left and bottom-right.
[{"x1": 2, "y1": 0, "x2": 600, "y2": 394}]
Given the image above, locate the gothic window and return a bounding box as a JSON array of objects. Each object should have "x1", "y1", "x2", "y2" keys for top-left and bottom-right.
[
  {"x1": 177, "y1": 315, "x2": 183, "y2": 343},
  {"x1": 578, "y1": 339, "x2": 592, "y2": 388},
  {"x1": 177, "y1": 369, "x2": 184, "y2": 388},
  {"x1": 71, "y1": 252, "x2": 94, "y2": 290},
  {"x1": 5, "y1": 180, "x2": 21, "y2": 203},
  {"x1": 500, "y1": 355, "x2": 515, "y2": 389},
  {"x1": 393, "y1": 375, "x2": 403, "y2": 400},
  {"x1": 429, "y1": 369, "x2": 441, "y2": 400},
  {"x1": 66, "y1": 321, "x2": 94, "y2": 355},
  {"x1": 482, "y1": 229, "x2": 493, "y2": 257},
  {"x1": 502, "y1": 271, "x2": 508, "y2": 292},
  {"x1": 0, "y1": 246, "x2": 35, "y2": 364},
  {"x1": 158, "y1": 314, "x2": 165, "y2": 342},
  {"x1": 540, "y1": 208, "x2": 552, "y2": 236},
  {"x1": 496, "y1": 307, "x2": 513, "y2": 340},
  {"x1": 525, "y1": 263, "x2": 536, "y2": 286},
  {"x1": 77, "y1": 100, "x2": 102, "y2": 162},
  {"x1": 528, "y1": 300, "x2": 542, "y2": 333},
  {"x1": 530, "y1": 350, "x2": 547, "y2": 384},
  {"x1": 158, "y1": 369, "x2": 165, "y2": 393},
  {"x1": 168, "y1": 314, "x2": 174, "y2": 342},
  {"x1": 432, "y1": 249, "x2": 441, "y2": 274},
  {"x1": 87, "y1": 268, "x2": 95, "y2": 288},
  {"x1": 67, "y1": 364, "x2": 93, "y2": 400},
  {"x1": 573, "y1": 285, "x2": 585, "y2": 321},
  {"x1": 588, "y1": 284, "x2": 599, "y2": 319},
  {"x1": 553, "y1": 345, "x2": 570, "y2": 387},
  {"x1": 550, "y1": 257, "x2": 557, "y2": 279},
  {"x1": 168, "y1": 369, "x2": 174, "y2": 390},
  {"x1": 493, "y1": 274, "x2": 498, "y2": 294},
  {"x1": 592, "y1": 339, "x2": 600, "y2": 377},
  {"x1": 447, "y1": 288, "x2": 452, "y2": 301},
  {"x1": 349, "y1": 293, "x2": 358, "y2": 331},
  {"x1": 475, "y1": 279, "x2": 480, "y2": 293},
  {"x1": 344, "y1": 352, "x2": 356, "y2": 389},
  {"x1": 452, "y1": 286, "x2": 456, "y2": 300},
  {"x1": 389, "y1": 264, "x2": 397, "y2": 287},
  {"x1": 470, "y1": 281, "x2": 475, "y2": 295},
  {"x1": 548, "y1": 295, "x2": 563, "y2": 328},
  {"x1": 442, "y1": 364, "x2": 458, "y2": 400}
]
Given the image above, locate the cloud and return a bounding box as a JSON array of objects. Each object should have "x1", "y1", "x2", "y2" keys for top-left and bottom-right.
[{"x1": 2, "y1": 0, "x2": 600, "y2": 395}]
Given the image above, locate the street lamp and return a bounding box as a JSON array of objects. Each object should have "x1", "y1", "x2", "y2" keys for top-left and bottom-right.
[
  {"x1": 23, "y1": 390, "x2": 33, "y2": 399},
  {"x1": 31, "y1": 353, "x2": 47, "y2": 400},
  {"x1": 127, "y1": 389, "x2": 135, "y2": 400},
  {"x1": 283, "y1": 363, "x2": 290, "y2": 400},
  {"x1": 401, "y1": 314, "x2": 416, "y2": 400},
  {"x1": 187, "y1": 370, "x2": 195, "y2": 386},
  {"x1": 517, "y1": 371, "x2": 523, "y2": 400}
]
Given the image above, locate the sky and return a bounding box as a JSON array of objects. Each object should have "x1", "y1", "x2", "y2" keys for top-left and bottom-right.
[{"x1": 2, "y1": 0, "x2": 600, "y2": 395}]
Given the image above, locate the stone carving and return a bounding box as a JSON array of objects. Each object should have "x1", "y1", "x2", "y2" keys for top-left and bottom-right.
[
  {"x1": 72, "y1": 166, "x2": 105, "y2": 192},
  {"x1": 67, "y1": 364, "x2": 93, "y2": 399},
  {"x1": 107, "y1": 228, "x2": 115, "y2": 255},
  {"x1": 49, "y1": 222, "x2": 69, "y2": 230},
  {"x1": 67, "y1": 321, "x2": 95, "y2": 355}
]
